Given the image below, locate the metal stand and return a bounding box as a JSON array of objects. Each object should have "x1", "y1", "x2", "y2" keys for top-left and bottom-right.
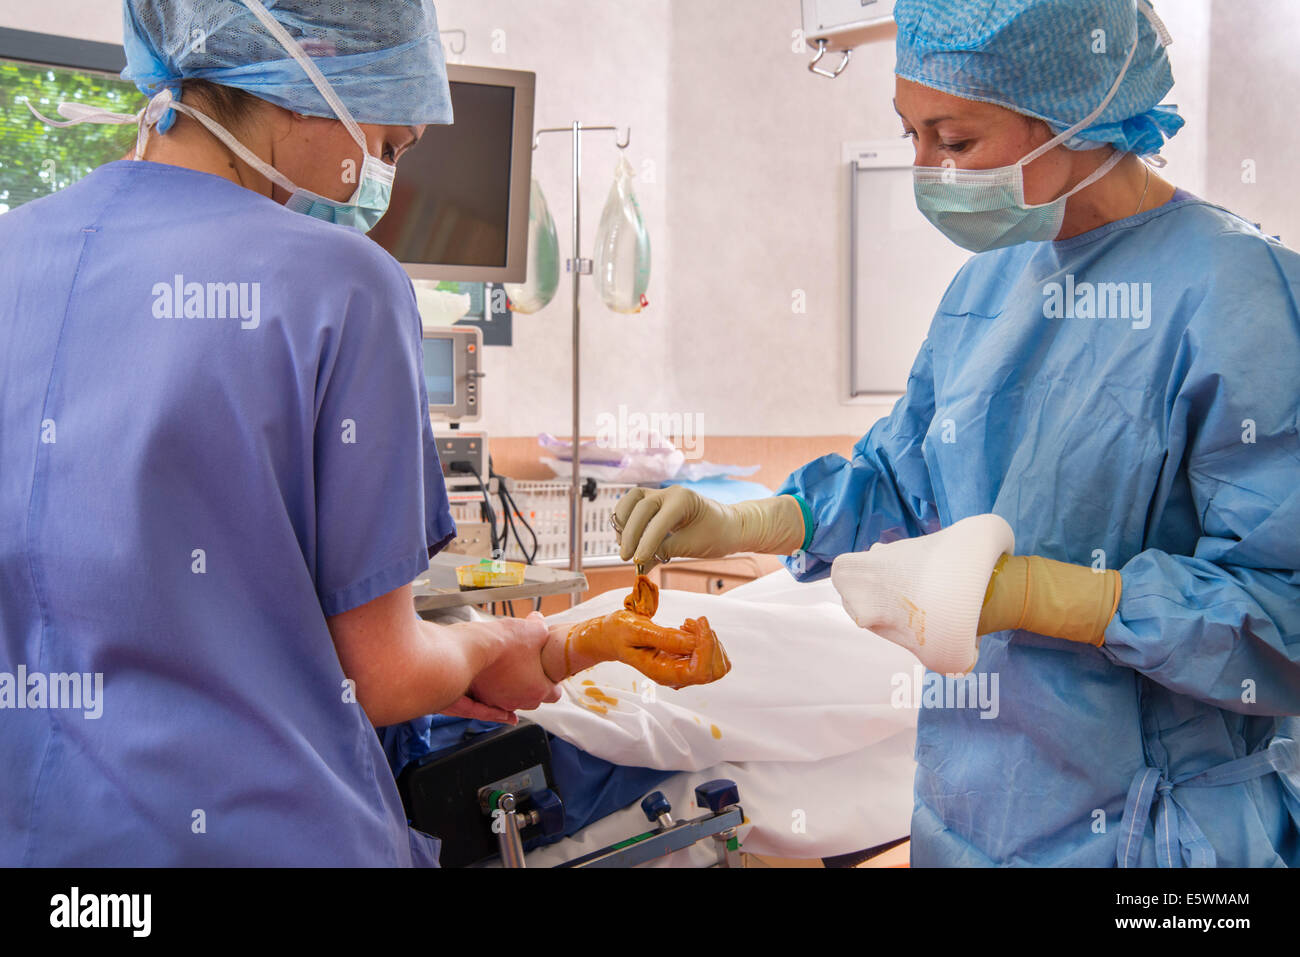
[{"x1": 532, "y1": 122, "x2": 632, "y2": 602}]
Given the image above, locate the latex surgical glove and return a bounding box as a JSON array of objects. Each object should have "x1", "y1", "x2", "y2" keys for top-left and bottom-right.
[
  {"x1": 976, "y1": 555, "x2": 1121, "y2": 648},
  {"x1": 830, "y1": 514, "x2": 1015, "y2": 675},
  {"x1": 565, "y1": 610, "x2": 730, "y2": 690},
  {"x1": 613, "y1": 486, "x2": 806, "y2": 573},
  {"x1": 540, "y1": 577, "x2": 731, "y2": 690}
]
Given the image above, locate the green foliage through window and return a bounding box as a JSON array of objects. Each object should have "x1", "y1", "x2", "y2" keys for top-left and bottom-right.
[{"x1": 0, "y1": 58, "x2": 144, "y2": 214}]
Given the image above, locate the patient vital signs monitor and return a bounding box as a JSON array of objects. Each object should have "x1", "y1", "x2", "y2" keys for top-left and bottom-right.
[
  {"x1": 425, "y1": 325, "x2": 489, "y2": 492},
  {"x1": 423, "y1": 325, "x2": 483, "y2": 423}
]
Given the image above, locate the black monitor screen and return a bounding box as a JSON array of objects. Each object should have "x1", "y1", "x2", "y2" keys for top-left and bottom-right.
[{"x1": 369, "y1": 81, "x2": 514, "y2": 268}]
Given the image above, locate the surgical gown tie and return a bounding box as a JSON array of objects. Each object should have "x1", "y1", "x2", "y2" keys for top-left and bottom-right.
[{"x1": 1119, "y1": 737, "x2": 1300, "y2": 867}]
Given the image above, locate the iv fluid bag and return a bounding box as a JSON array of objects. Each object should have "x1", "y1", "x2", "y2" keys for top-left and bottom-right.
[
  {"x1": 593, "y1": 155, "x2": 651, "y2": 314},
  {"x1": 504, "y1": 179, "x2": 560, "y2": 314}
]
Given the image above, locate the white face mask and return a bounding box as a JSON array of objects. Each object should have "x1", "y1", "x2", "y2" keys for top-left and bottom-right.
[{"x1": 911, "y1": 22, "x2": 1140, "y2": 253}]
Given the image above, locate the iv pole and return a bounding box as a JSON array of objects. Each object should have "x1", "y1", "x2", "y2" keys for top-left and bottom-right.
[{"x1": 532, "y1": 122, "x2": 632, "y2": 601}]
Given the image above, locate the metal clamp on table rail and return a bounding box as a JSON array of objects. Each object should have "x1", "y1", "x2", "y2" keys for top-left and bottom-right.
[{"x1": 557, "y1": 779, "x2": 744, "y2": 869}]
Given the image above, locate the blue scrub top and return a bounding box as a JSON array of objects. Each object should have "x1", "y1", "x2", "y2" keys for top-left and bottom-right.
[
  {"x1": 0, "y1": 160, "x2": 458, "y2": 865},
  {"x1": 781, "y1": 191, "x2": 1300, "y2": 867}
]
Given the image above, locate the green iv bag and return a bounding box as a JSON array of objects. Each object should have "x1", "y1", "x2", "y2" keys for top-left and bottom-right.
[{"x1": 504, "y1": 178, "x2": 561, "y2": 314}]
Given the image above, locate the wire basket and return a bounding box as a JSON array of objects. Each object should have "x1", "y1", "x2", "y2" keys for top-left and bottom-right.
[{"x1": 449, "y1": 479, "x2": 636, "y2": 564}]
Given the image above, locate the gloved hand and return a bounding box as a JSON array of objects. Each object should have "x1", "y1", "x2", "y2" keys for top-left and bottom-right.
[
  {"x1": 830, "y1": 514, "x2": 1015, "y2": 675},
  {"x1": 567, "y1": 610, "x2": 731, "y2": 690},
  {"x1": 541, "y1": 576, "x2": 732, "y2": 689},
  {"x1": 613, "y1": 486, "x2": 806, "y2": 573},
  {"x1": 977, "y1": 555, "x2": 1121, "y2": 648}
]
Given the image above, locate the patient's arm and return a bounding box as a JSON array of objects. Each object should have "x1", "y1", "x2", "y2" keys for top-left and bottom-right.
[{"x1": 539, "y1": 577, "x2": 732, "y2": 690}]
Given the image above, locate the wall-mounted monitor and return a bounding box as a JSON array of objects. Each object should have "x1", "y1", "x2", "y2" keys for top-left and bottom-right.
[{"x1": 368, "y1": 64, "x2": 536, "y2": 285}]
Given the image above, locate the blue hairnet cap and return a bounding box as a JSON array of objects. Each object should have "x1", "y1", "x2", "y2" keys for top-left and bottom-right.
[
  {"x1": 122, "y1": 0, "x2": 453, "y2": 134},
  {"x1": 894, "y1": 0, "x2": 1184, "y2": 156}
]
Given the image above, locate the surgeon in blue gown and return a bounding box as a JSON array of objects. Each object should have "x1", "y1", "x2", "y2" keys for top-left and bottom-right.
[
  {"x1": 615, "y1": 0, "x2": 1300, "y2": 866},
  {"x1": 0, "y1": 0, "x2": 566, "y2": 866}
]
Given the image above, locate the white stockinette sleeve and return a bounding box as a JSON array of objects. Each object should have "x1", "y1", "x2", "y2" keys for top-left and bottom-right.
[
  {"x1": 830, "y1": 513, "x2": 1015, "y2": 675},
  {"x1": 519, "y1": 574, "x2": 920, "y2": 770}
]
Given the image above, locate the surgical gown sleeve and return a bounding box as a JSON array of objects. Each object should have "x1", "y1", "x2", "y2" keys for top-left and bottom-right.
[
  {"x1": 313, "y1": 253, "x2": 457, "y2": 617},
  {"x1": 776, "y1": 339, "x2": 941, "y2": 581},
  {"x1": 1102, "y1": 235, "x2": 1300, "y2": 714}
]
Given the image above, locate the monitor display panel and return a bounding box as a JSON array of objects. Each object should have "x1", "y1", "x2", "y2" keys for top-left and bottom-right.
[
  {"x1": 422, "y1": 337, "x2": 456, "y2": 407},
  {"x1": 368, "y1": 64, "x2": 535, "y2": 284}
]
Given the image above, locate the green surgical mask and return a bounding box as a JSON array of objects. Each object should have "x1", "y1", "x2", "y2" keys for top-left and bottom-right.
[{"x1": 912, "y1": 26, "x2": 1138, "y2": 253}]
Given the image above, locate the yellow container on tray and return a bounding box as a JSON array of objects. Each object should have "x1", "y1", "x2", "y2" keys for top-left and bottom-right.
[{"x1": 456, "y1": 559, "x2": 527, "y2": 590}]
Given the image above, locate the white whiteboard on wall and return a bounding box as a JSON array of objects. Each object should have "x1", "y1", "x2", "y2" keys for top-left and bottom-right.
[{"x1": 848, "y1": 140, "x2": 972, "y2": 396}]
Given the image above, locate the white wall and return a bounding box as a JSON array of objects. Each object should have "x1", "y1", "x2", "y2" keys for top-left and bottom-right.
[
  {"x1": 445, "y1": 0, "x2": 905, "y2": 437},
  {"x1": 665, "y1": 0, "x2": 899, "y2": 436},
  {"x1": 1153, "y1": 0, "x2": 1211, "y2": 198},
  {"x1": 0, "y1": 1, "x2": 120, "y2": 43},
  {"x1": 431, "y1": 0, "x2": 677, "y2": 440},
  {"x1": 439, "y1": 0, "x2": 903, "y2": 438},
  {"x1": 1204, "y1": 0, "x2": 1300, "y2": 243}
]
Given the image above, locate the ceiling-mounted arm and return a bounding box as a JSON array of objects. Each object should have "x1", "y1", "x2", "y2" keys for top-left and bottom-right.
[
  {"x1": 799, "y1": 0, "x2": 898, "y2": 78},
  {"x1": 808, "y1": 38, "x2": 852, "y2": 79}
]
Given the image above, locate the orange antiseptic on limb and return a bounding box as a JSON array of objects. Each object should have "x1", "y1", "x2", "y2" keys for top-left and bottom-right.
[
  {"x1": 566, "y1": 576, "x2": 731, "y2": 690},
  {"x1": 624, "y1": 575, "x2": 659, "y2": 616}
]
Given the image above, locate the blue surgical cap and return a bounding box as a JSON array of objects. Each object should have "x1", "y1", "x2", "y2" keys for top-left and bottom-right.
[
  {"x1": 894, "y1": 0, "x2": 1184, "y2": 156},
  {"x1": 122, "y1": 0, "x2": 453, "y2": 134}
]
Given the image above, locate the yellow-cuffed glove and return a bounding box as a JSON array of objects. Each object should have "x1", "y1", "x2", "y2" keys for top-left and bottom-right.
[{"x1": 977, "y1": 555, "x2": 1121, "y2": 647}]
